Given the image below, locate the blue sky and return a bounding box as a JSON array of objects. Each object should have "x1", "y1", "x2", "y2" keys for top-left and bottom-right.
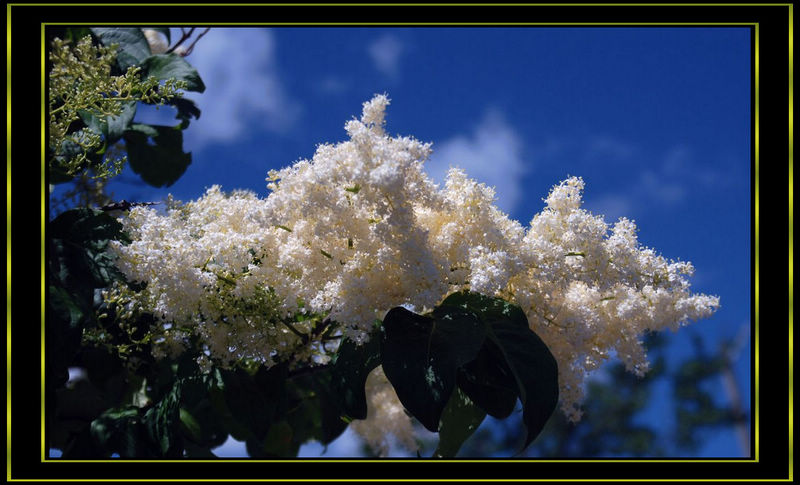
[{"x1": 89, "y1": 26, "x2": 751, "y2": 458}]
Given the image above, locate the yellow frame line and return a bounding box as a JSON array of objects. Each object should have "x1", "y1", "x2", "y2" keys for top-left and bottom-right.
[
  {"x1": 22, "y1": 6, "x2": 784, "y2": 479},
  {"x1": 36, "y1": 22, "x2": 759, "y2": 463},
  {"x1": 44, "y1": 22, "x2": 758, "y2": 26},
  {"x1": 36, "y1": 21, "x2": 762, "y2": 467},
  {"x1": 788, "y1": 4, "x2": 794, "y2": 481},
  {"x1": 754, "y1": 21, "x2": 760, "y2": 463},
  {"x1": 3, "y1": 2, "x2": 797, "y2": 6},
  {"x1": 5, "y1": 3, "x2": 11, "y2": 484},
  {"x1": 6, "y1": 479, "x2": 800, "y2": 483}
]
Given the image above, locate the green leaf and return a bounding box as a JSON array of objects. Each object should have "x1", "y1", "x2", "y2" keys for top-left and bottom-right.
[
  {"x1": 105, "y1": 100, "x2": 139, "y2": 142},
  {"x1": 329, "y1": 334, "x2": 381, "y2": 420},
  {"x1": 90, "y1": 28, "x2": 151, "y2": 71},
  {"x1": 438, "y1": 291, "x2": 559, "y2": 451},
  {"x1": 456, "y1": 339, "x2": 519, "y2": 419},
  {"x1": 207, "y1": 377, "x2": 253, "y2": 443},
  {"x1": 183, "y1": 441, "x2": 218, "y2": 458},
  {"x1": 179, "y1": 407, "x2": 203, "y2": 443},
  {"x1": 311, "y1": 375, "x2": 350, "y2": 445},
  {"x1": 49, "y1": 208, "x2": 128, "y2": 290},
  {"x1": 166, "y1": 97, "x2": 201, "y2": 129},
  {"x1": 441, "y1": 290, "x2": 528, "y2": 329},
  {"x1": 49, "y1": 207, "x2": 129, "y2": 249},
  {"x1": 47, "y1": 208, "x2": 129, "y2": 391},
  {"x1": 219, "y1": 364, "x2": 287, "y2": 443},
  {"x1": 140, "y1": 53, "x2": 206, "y2": 93},
  {"x1": 380, "y1": 305, "x2": 486, "y2": 432},
  {"x1": 487, "y1": 320, "x2": 559, "y2": 451},
  {"x1": 46, "y1": 286, "x2": 85, "y2": 389},
  {"x1": 79, "y1": 100, "x2": 137, "y2": 145},
  {"x1": 434, "y1": 386, "x2": 487, "y2": 458},
  {"x1": 144, "y1": 380, "x2": 183, "y2": 456},
  {"x1": 254, "y1": 420, "x2": 294, "y2": 457},
  {"x1": 63, "y1": 27, "x2": 93, "y2": 43},
  {"x1": 181, "y1": 398, "x2": 229, "y2": 449},
  {"x1": 123, "y1": 124, "x2": 192, "y2": 187},
  {"x1": 89, "y1": 406, "x2": 146, "y2": 458}
]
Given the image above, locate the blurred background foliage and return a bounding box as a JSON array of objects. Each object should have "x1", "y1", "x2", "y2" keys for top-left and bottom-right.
[{"x1": 392, "y1": 330, "x2": 751, "y2": 458}]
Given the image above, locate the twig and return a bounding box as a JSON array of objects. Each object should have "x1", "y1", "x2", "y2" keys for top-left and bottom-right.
[
  {"x1": 166, "y1": 28, "x2": 195, "y2": 54},
  {"x1": 281, "y1": 320, "x2": 309, "y2": 344},
  {"x1": 183, "y1": 28, "x2": 211, "y2": 56},
  {"x1": 100, "y1": 200, "x2": 160, "y2": 212}
]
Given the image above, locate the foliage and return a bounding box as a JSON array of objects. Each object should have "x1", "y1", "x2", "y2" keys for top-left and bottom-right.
[
  {"x1": 450, "y1": 331, "x2": 749, "y2": 458},
  {"x1": 51, "y1": 274, "x2": 560, "y2": 458},
  {"x1": 48, "y1": 28, "x2": 204, "y2": 187}
]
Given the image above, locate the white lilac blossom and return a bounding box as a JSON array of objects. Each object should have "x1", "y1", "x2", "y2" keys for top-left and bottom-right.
[
  {"x1": 108, "y1": 95, "x2": 719, "y2": 435},
  {"x1": 143, "y1": 29, "x2": 169, "y2": 55},
  {"x1": 349, "y1": 366, "x2": 419, "y2": 456}
]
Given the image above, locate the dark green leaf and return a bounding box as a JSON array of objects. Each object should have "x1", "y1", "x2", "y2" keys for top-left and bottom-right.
[
  {"x1": 434, "y1": 386, "x2": 486, "y2": 458},
  {"x1": 380, "y1": 305, "x2": 486, "y2": 432},
  {"x1": 166, "y1": 97, "x2": 201, "y2": 129},
  {"x1": 179, "y1": 407, "x2": 203, "y2": 443},
  {"x1": 329, "y1": 334, "x2": 381, "y2": 420},
  {"x1": 180, "y1": 397, "x2": 229, "y2": 449},
  {"x1": 48, "y1": 208, "x2": 128, "y2": 391},
  {"x1": 49, "y1": 208, "x2": 128, "y2": 289},
  {"x1": 48, "y1": 285, "x2": 84, "y2": 330},
  {"x1": 47, "y1": 286, "x2": 84, "y2": 389},
  {"x1": 89, "y1": 406, "x2": 146, "y2": 458},
  {"x1": 63, "y1": 28, "x2": 93, "y2": 43},
  {"x1": 183, "y1": 441, "x2": 218, "y2": 458},
  {"x1": 78, "y1": 101, "x2": 137, "y2": 144},
  {"x1": 90, "y1": 28, "x2": 151, "y2": 71},
  {"x1": 123, "y1": 124, "x2": 192, "y2": 187},
  {"x1": 487, "y1": 320, "x2": 559, "y2": 451},
  {"x1": 105, "y1": 100, "x2": 139, "y2": 142},
  {"x1": 219, "y1": 364, "x2": 287, "y2": 443},
  {"x1": 311, "y1": 374, "x2": 350, "y2": 445},
  {"x1": 456, "y1": 338, "x2": 519, "y2": 419},
  {"x1": 140, "y1": 54, "x2": 206, "y2": 93},
  {"x1": 254, "y1": 420, "x2": 294, "y2": 457},
  {"x1": 144, "y1": 381, "x2": 183, "y2": 456},
  {"x1": 49, "y1": 207, "x2": 129, "y2": 249},
  {"x1": 441, "y1": 290, "x2": 528, "y2": 329},
  {"x1": 49, "y1": 134, "x2": 104, "y2": 183}
]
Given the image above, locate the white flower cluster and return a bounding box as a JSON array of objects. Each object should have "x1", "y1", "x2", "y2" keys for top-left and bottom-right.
[
  {"x1": 349, "y1": 366, "x2": 418, "y2": 456},
  {"x1": 109, "y1": 95, "x2": 719, "y2": 428},
  {"x1": 143, "y1": 29, "x2": 169, "y2": 55}
]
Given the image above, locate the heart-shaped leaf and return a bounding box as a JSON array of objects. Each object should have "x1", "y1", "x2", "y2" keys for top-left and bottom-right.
[
  {"x1": 456, "y1": 338, "x2": 519, "y2": 419},
  {"x1": 140, "y1": 53, "x2": 206, "y2": 93},
  {"x1": 123, "y1": 124, "x2": 192, "y2": 187},
  {"x1": 91, "y1": 28, "x2": 151, "y2": 71},
  {"x1": 329, "y1": 333, "x2": 381, "y2": 420},
  {"x1": 380, "y1": 305, "x2": 486, "y2": 432},
  {"x1": 434, "y1": 386, "x2": 486, "y2": 458},
  {"x1": 487, "y1": 320, "x2": 559, "y2": 451}
]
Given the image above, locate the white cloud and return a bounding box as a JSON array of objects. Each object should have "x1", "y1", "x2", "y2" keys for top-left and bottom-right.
[
  {"x1": 585, "y1": 142, "x2": 733, "y2": 220},
  {"x1": 426, "y1": 110, "x2": 527, "y2": 215},
  {"x1": 367, "y1": 34, "x2": 404, "y2": 79},
  {"x1": 178, "y1": 28, "x2": 300, "y2": 148},
  {"x1": 584, "y1": 135, "x2": 636, "y2": 162},
  {"x1": 584, "y1": 193, "x2": 635, "y2": 222},
  {"x1": 315, "y1": 75, "x2": 349, "y2": 95}
]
